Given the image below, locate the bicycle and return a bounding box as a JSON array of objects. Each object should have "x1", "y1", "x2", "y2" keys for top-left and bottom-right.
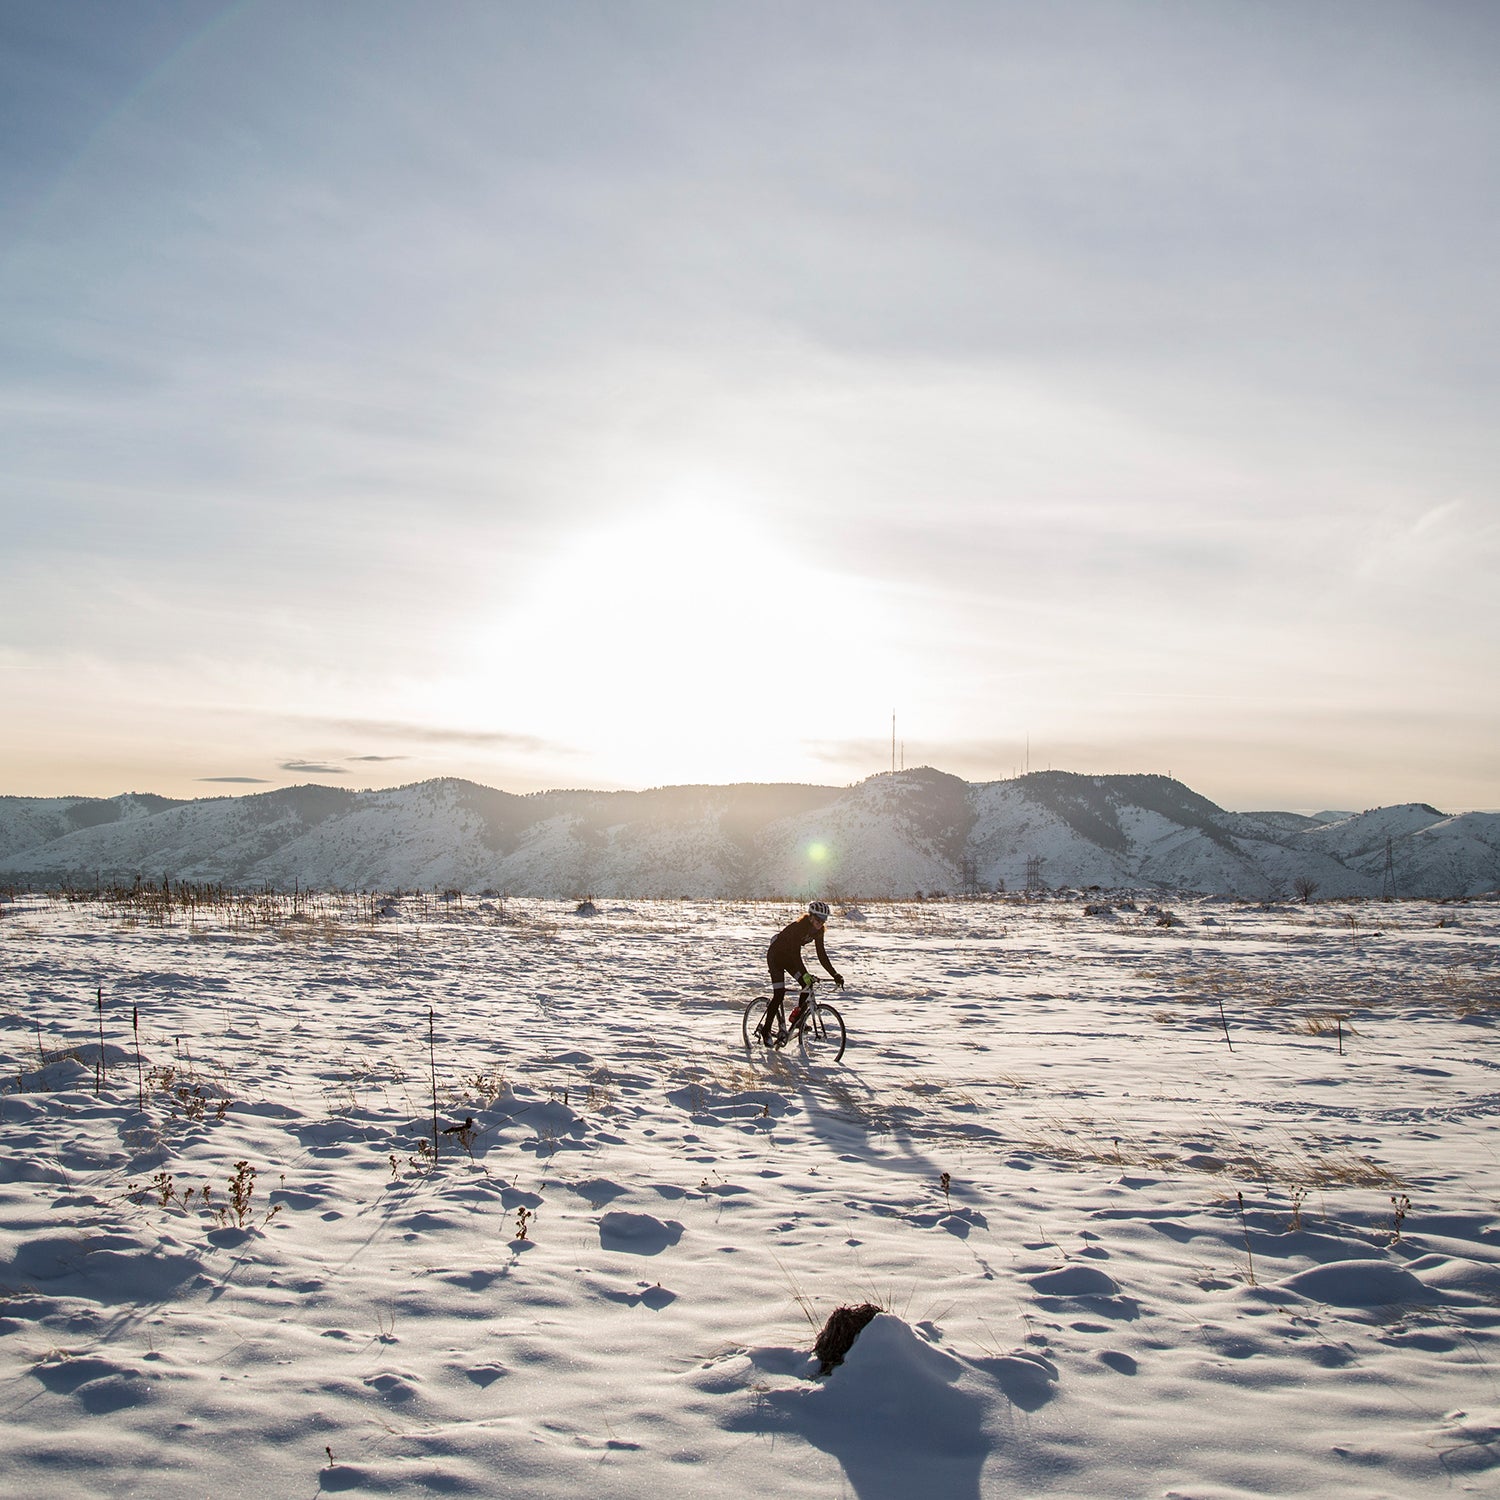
[{"x1": 741, "y1": 976, "x2": 847, "y2": 1064}]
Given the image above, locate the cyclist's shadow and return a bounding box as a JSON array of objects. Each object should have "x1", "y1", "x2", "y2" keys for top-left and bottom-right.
[{"x1": 780, "y1": 1060, "x2": 971, "y2": 1188}]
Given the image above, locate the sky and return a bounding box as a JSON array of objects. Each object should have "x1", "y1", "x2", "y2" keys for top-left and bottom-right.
[{"x1": 2, "y1": 0, "x2": 1498, "y2": 814}]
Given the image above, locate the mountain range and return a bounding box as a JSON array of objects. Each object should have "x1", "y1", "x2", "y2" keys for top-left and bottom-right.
[{"x1": 2, "y1": 770, "x2": 1497, "y2": 900}]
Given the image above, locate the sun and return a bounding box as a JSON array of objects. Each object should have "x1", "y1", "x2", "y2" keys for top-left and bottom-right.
[{"x1": 447, "y1": 495, "x2": 912, "y2": 786}]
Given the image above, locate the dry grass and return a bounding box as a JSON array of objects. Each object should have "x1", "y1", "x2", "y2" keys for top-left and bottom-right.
[
  {"x1": 814, "y1": 1304, "x2": 881, "y2": 1374},
  {"x1": 992, "y1": 1072, "x2": 1032, "y2": 1090},
  {"x1": 1434, "y1": 964, "x2": 1500, "y2": 1015},
  {"x1": 1017, "y1": 1121, "x2": 1175, "y2": 1174},
  {"x1": 1015, "y1": 1112, "x2": 1407, "y2": 1193},
  {"x1": 126, "y1": 1160, "x2": 280, "y2": 1231},
  {"x1": 578, "y1": 1079, "x2": 615, "y2": 1113},
  {"x1": 1296, "y1": 1012, "x2": 1357, "y2": 1038},
  {"x1": 452, "y1": 1067, "x2": 510, "y2": 1107},
  {"x1": 275, "y1": 916, "x2": 347, "y2": 945},
  {"x1": 1163, "y1": 955, "x2": 1500, "y2": 1019},
  {"x1": 906, "y1": 1078, "x2": 979, "y2": 1108},
  {"x1": 673, "y1": 1053, "x2": 764, "y2": 1097}
]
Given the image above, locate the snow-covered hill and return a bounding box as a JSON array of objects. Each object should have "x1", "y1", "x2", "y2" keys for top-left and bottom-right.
[
  {"x1": 2, "y1": 770, "x2": 1497, "y2": 898},
  {"x1": 0, "y1": 790, "x2": 183, "y2": 862}
]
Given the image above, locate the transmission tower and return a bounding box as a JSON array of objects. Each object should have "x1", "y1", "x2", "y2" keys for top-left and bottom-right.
[
  {"x1": 1380, "y1": 837, "x2": 1398, "y2": 901},
  {"x1": 1025, "y1": 854, "x2": 1044, "y2": 892}
]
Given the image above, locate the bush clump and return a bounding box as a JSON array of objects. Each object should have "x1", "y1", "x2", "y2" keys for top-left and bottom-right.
[{"x1": 814, "y1": 1303, "x2": 881, "y2": 1375}]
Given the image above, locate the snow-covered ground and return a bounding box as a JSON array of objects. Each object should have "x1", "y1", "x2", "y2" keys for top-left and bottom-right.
[{"x1": 1, "y1": 890, "x2": 1497, "y2": 1498}]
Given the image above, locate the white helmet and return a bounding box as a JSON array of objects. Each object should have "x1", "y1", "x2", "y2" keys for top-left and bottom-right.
[{"x1": 808, "y1": 900, "x2": 830, "y2": 921}]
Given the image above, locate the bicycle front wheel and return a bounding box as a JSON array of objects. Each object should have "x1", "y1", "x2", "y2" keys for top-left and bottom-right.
[
  {"x1": 742, "y1": 998, "x2": 772, "y2": 1049},
  {"x1": 800, "y1": 1003, "x2": 846, "y2": 1064}
]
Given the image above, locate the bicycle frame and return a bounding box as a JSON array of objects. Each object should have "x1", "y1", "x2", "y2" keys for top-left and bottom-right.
[
  {"x1": 745, "y1": 975, "x2": 847, "y2": 1062},
  {"x1": 785, "y1": 977, "x2": 824, "y2": 1031}
]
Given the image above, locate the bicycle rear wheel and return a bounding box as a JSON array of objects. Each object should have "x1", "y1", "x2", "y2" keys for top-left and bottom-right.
[
  {"x1": 799, "y1": 1003, "x2": 846, "y2": 1064},
  {"x1": 742, "y1": 998, "x2": 773, "y2": 1049}
]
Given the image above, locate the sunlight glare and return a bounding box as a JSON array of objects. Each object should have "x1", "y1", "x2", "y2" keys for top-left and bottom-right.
[{"x1": 454, "y1": 494, "x2": 905, "y2": 785}]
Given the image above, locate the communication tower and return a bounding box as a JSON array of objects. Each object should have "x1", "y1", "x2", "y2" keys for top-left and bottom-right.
[{"x1": 1380, "y1": 837, "x2": 1398, "y2": 901}]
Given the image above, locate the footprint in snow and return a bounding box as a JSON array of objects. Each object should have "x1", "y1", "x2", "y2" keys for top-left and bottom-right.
[
  {"x1": 1027, "y1": 1265, "x2": 1120, "y2": 1298},
  {"x1": 34, "y1": 1354, "x2": 160, "y2": 1414},
  {"x1": 596, "y1": 1280, "x2": 678, "y2": 1309},
  {"x1": 1027, "y1": 1264, "x2": 1140, "y2": 1319},
  {"x1": 598, "y1": 1211, "x2": 684, "y2": 1255},
  {"x1": 569, "y1": 1177, "x2": 627, "y2": 1208},
  {"x1": 1276, "y1": 1260, "x2": 1442, "y2": 1308},
  {"x1": 974, "y1": 1349, "x2": 1060, "y2": 1411},
  {"x1": 363, "y1": 1371, "x2": 420, "y2": 1402}
]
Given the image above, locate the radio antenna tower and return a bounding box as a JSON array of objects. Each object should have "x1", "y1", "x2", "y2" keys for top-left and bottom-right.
[{"x1": 1380, "y1": 837, "x2": 1398, "y2": 901}]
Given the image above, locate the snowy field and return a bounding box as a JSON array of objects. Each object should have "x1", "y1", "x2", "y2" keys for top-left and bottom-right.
[{"x1": 1, "y1": 889, "x2": 1498, "y2": 1499}]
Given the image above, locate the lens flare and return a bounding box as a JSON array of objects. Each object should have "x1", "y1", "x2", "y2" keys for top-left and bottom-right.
[{"x1": 807, "y1": 842, "x2": 830, "y2": 864}]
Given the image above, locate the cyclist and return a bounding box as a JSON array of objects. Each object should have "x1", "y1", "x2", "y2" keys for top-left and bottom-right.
[{"x1": 759, "y1": 900, "x2": 845, "y2": 1045}]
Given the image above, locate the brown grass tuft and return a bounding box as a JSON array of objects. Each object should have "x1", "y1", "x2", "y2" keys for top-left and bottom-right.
[{"x1": 814, "y1": 1303, "x2": 881, "y2": 1375}]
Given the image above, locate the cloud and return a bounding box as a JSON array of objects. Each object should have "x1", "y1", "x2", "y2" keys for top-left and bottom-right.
[
  {"x1": 315, "y1": 718, "x2": 574, "y2": 756},
  {"x1": 197, "y1": 776, "x2": 273, "y2": 784},
  {"x1": 280, "y1": 761, "x2": 347, "y2": 776}
]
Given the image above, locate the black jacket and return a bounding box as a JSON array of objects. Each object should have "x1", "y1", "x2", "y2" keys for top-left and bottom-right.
[{"x1": 767, "y1": 915, "x2": 839, "y2": 980}]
